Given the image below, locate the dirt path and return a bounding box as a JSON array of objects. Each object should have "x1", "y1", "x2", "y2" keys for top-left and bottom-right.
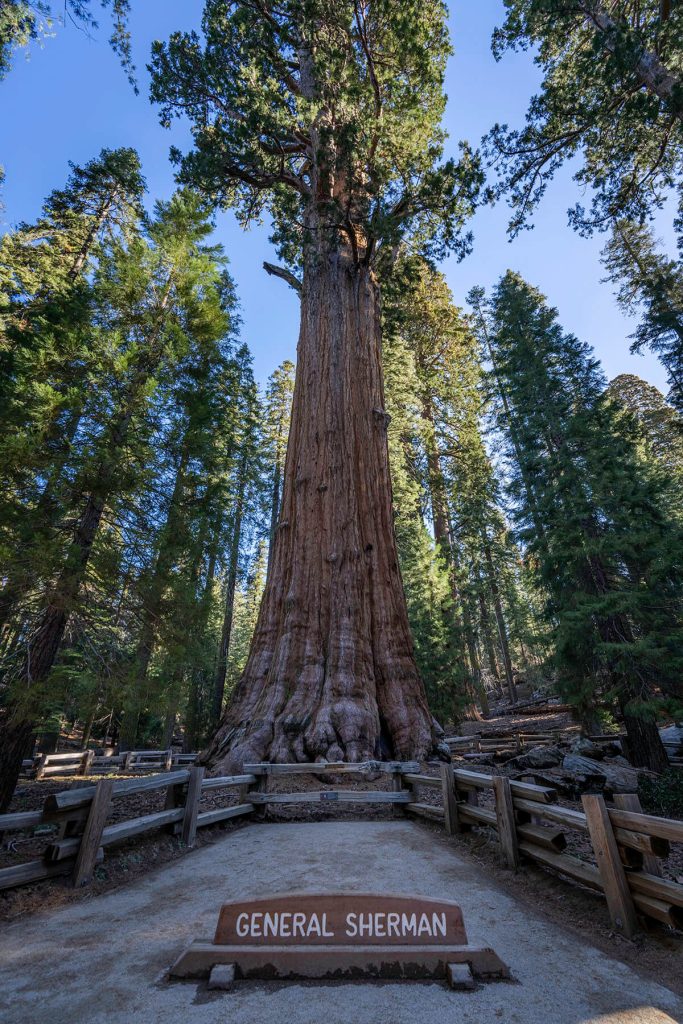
[{"x1": 0, "y1": 820, "x2": 680, "y2": 1024}]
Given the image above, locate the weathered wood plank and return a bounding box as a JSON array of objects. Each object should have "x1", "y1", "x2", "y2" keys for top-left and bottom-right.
[
  {"x1": 518, "y1": 841, "x2": 603, "y2": 891},
  {"x1": 453, "y1": 769, "x2": 557, "y2": 804},
  {"x1": 0, "y1": 858, "x2": 71, "y2": 890},
  {"x1": 631, "y1": 893, "x2": 683, "y2": 929},
  {"x1": 516, "y1": 823, "x2": 567, "y2": 852},
  {"x1": 613, "y1": 794, "x2": 666, "y2": 875},
  {"x1": 43, "y1": 770, "x2": 191, "y2": 812},
  {"x1": 457, "y1": 804, "x2": 497, "y2": 828},
  {"x1": 493, "y1": 776, "x2": 519, "y2": 870},
  {"x1": 46, "y1": 808, "x2": 186, "y2": 860},
  {"x1": 613, "y1": 826, "x2": 669, "y2": 862},
  {"x1": 196, "y1": 804, "x2": 255, "y2": 828},
  {"x1": 607, "y1": 806, "x2": 683, "y2": 845},
  {"x1": 625, "y1": 870, "x2": 683, "y2": 909},
  {"x1": 583, "y1": 794, "x2": 638, "y2": 937},
  {"x1": 249, "y1": 790, "x2": 413, "y2": 805},
  {"x1": 244, "y1": 761, "x2": 420, "y2": 776},
  {"x1": 0, "y1": 810, "x2": 44, "y2": 831},
  {"x1": 440, "y1": 763, "x2": 460, "y2": 836},
  {"x1": 72, "y1": 779, "x2": 113, "y2": 887},
  {"x1": 513, "y1": 798, "x2": 588, "y2": 832},
  {"x1": 181, "y1": 767, "x2": 205, "y2": 848},
  {"x1": 405, "y1": 802, "x2": 445, "y2": 822},
  {"x1": 401, "y1": 773, "x2": 441, "y2": 790},
  {"x1": 201, "y1": 774, "x2": 257, "y2": 791}
]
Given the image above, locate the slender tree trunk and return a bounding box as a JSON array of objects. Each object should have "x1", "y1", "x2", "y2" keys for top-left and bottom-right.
[
  {"x1": 119, "y1": 444, "x2": 190, "y2": 750},
  {"x1": 212, "y1": 449, "x2": 248, "y2": 726},
  {"x1": 478, "y1": 588, "x2": 501, "y2": 686},
  {"x1": 462, "y1": 599, "x2": 488, "y2": 718},
  {"x1": 204, "y1": 250, "x2": 439, "y2": 770},
  {"x1": 483, "y1": 541, "x2": 517, "y2": 704}
]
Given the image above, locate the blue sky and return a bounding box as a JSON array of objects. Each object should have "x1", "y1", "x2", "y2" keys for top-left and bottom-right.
[{"x1": 0, "y1": 1, "x2": 671, "y2": 391}]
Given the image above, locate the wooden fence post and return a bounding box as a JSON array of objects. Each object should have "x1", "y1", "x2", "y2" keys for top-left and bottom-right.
[
  {"x1": 34, "y1": 754, "x2": 47, "y2": 781},
  {"x1": 72, "y1": 779, "x2": 113, "y2": 887},
  {"x1": 493, "y1": 775, "x2": 519, "y2": 870},
  {"x1": 391, "y1": 767, "x2": 404, "y2": 818},
  {"x1": 80, "y1": 750, "x2": 95, "y2": 777},
  {"x1": 440, "y1": 763, "x2": 460, "y2": 836},
  {"x1": 164, "y1": 749, "x2": 173, "y2": 772},
  {"x1": 254, "y1": 770, "x2": 268, "y2": 819},
  {"x1": 120, "y1": 751, "x2": 133, "y2": 773},
  {"x1": 582, "y1": 793, "x2": 638, "y2": 937},
  {"x1": 613, "y1": 793, "x2": 662, "y2": 877},
  {"x1": 181, "y1": 767, "x2": 205, "y2": 848}
]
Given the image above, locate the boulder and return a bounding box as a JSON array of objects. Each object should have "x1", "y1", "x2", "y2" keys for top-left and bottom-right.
[
  {"x1": 507, "y1": 745, "x2": 563, "y2": 770},
  {"x1": 660, "y1": 725, "x2": 683, "y2": 759},
  {"x1": 570, "y1": 737, "x2": 606, "y2": 760},
  {"x1": 562, "y1": 754, "x2": 640, "y2": 793}
]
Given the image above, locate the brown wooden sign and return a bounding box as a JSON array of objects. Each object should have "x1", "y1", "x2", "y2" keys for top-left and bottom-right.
[
  {"x1": 171, "y1": 891, "x2": 510, "y2": 987},
  {"x1": 214, "y1": 893, "x2": 467, "y2": 946}
]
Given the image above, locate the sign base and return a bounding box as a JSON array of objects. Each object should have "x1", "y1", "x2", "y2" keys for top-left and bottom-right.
[
  {"x1": 171, "y1": 941, "x2": 509, "y2": 985},
  {"x1": 169, "y1": 893, "x2": 510, "y2": 988}
]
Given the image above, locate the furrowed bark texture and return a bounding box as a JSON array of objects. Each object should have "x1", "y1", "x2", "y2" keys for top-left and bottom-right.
[{"x1": 205, "y1": 252, "x2": 439, "y2": 770}]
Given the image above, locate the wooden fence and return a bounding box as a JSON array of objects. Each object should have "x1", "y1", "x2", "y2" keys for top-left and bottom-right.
[
  {"x1": 405, "y1": 765, "x2": 683, "y2": 938},
  {"x1": 1, "y1": 760, "x2": 682, "y2": 939},
  {"x1": 23, "y1": 749, "x2": 199, "y2": 780}
]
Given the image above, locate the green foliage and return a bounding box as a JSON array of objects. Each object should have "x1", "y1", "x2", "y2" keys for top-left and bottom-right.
[
  {"x1": 150, "y1": 0, "x2": 482, "y2": 270},
  {"x1": 602, "y1": 220, "x2": 683, "y2": 411},
  {"x1": 0, "y1": 1, "x2": 135, "y2": 86},
  {"x1": 486, "y1": 1, "x2": 683, "y2": 236},
  {"x1": 473, "y1": 270, "x2": 683, "y2": 736},
  {"x1": 638, "y1": 767, "x2": 683, "y2": 818}
]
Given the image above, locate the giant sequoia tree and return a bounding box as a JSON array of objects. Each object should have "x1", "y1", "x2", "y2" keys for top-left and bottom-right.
[{"x1": 151, "y1": 0, "x2": 481, "y2": 767}]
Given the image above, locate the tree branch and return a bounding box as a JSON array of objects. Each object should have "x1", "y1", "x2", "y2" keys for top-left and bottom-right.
[{"x1": 263, "y1": 262, "x2": 302, "y2": 294}]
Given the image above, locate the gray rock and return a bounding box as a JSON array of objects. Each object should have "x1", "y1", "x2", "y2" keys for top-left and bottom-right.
[
  {"x1": 507, "y1": 745, "x2": 563, "y2": 770},
  {"x1": 571, "y1": 738, "x2": 606, "y2": 760},
  {"x1": 660, "y1": 725, "x2": 683, "y2": 757},
  {"x1": 562, "y1": 754, "x2": 640, "y2": 793},
  {"x1": 208, "y1": 964, "x2": 236, "y2": 991}
]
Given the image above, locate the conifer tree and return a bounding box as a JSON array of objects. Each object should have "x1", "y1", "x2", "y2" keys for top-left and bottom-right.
[
  {"x1": 153, "y1": 0, "x2": 482, "y2": 767},
  {"x1": 485, "y1": 1, "x2": 683, "y2": 237},
  {"x1": 479, "y1": 270, "x2": 683, "y2": 769},
  {"x1": 0, "y1": 148, "x2": 145, "y2": 639},
  {"x1": 0, "y1": 189, "x2": 234, "y2": 808},
  {"x1": 607, "y1": 373, "x2": 683, "y2": 507},
  {"x1": 602, "y1": 220, "x2": 683, "y2": 411},
  {"x1": 0, "y1": 2, "x2": 134, "y2": 84}
]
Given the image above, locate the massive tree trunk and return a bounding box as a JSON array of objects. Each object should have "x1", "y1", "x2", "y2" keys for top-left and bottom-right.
[{"x1": 205, "y1": 250, "x2": 440, "y2": 770}]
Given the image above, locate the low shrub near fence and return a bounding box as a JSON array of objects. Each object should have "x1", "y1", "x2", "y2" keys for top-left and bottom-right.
[{"x1": 1, "y1": 760, "x2": 682, "y2": 939}]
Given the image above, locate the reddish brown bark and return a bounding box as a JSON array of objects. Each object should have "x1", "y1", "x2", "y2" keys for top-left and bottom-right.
[{"x1": 205, "y1": 250, "x2": 440, "y2": 770}]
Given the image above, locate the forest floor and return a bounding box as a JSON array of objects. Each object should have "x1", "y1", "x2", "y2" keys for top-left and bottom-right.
[
  {"x1": 0, "y1": 818, "x2": 681, "y2": 1024},
  {"x1": 2, "y1": 706, "x2": 681, "y2": 996}
]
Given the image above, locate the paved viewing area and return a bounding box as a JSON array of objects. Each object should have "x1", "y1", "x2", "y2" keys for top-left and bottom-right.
[{"x1": 1, "y1": 820, "x2": 681, "y2": 1024}]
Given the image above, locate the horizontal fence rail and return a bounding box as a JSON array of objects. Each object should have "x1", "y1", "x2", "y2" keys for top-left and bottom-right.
[
  {"x1": 1, "y1": 759, "x2": 681, "y2": 938},
  {"x1": 403, "y1": 764, "x2": 683, "y2": 937},
  {"x1": 23, "y1": 749, "x2": 200, "y2": 780}
]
